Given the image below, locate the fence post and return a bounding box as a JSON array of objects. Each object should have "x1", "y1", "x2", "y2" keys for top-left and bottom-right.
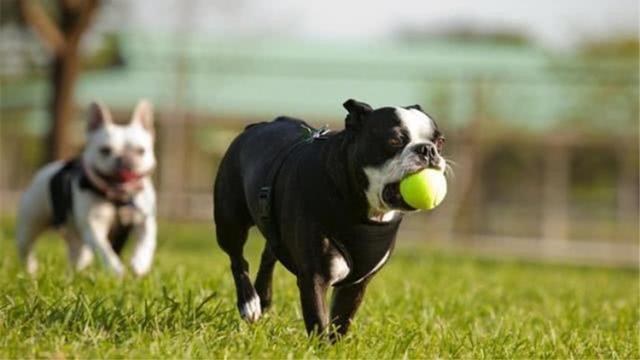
[
  {"x1": 616, "y1": 141, "x2": 638, "y2": 241},
  {"x1": 542, "y1": 140, "x2": 570, "y2": 243}
]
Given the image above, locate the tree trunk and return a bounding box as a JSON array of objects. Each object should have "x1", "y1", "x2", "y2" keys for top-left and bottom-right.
[
  {"x1": 46, "y1": 0, "x2": 98, "y2": 161},
  {"x1": 48, "y1": 44, "x2": 79, "y2": 160}
]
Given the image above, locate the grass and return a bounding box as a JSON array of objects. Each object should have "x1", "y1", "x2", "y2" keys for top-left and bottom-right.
[{"x1": 0, "y1": 218, "x2": 638, "y2": 358}]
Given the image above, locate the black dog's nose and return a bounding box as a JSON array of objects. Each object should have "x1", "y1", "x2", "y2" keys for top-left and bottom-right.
[
  {"x1": 413, "y1": 143, "x2": 438, "y2": 158},
  {"x1": 413, "y1": 143, "x2": 441, "y2": 168}
]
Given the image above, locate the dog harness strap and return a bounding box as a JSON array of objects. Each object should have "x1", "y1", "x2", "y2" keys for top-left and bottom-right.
[
  {"x1": 78, "y1": 174, "x2": 133, "y2": 207},
  {"x1": 331, "y1": 219, "x2": 400, "y2": 287},
  {"x1": 81, "y1": 161, "x2": 145, "y2": 203},
  {"x1": 49, "y1": 157, "x2": 141, "y2": 229},
  {"x1": 108, "y1": 217, "x2": 134, "y2": 255},
  {"x1": 49, "y1": 158, "x2": 82, "y2": 227},
  {"x1": 259, "y1": 125, "x2": 329, "y2": 271},
  {"x1": 79, "y1": 163, "x2": 141, "y2": 208}
]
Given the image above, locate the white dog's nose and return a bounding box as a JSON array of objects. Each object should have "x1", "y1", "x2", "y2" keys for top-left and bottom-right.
[{"x1": 114, "y1": 155, "x2": 134, "y2": 170}]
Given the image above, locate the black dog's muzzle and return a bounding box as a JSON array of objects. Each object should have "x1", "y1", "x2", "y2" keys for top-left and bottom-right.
[
  {"x1": 412, "y1": 142, "x2": 442, "y2": 169},
  {"x1": 382, "y1": 182, "x2": 415, "y2": 211}
]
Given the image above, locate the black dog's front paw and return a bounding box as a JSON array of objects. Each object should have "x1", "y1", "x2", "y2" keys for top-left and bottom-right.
[{"x1": 238, "y1": 291, "x2": 262, "y2": 323}]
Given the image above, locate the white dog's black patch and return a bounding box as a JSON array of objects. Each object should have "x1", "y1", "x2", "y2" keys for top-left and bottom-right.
[{"x1": 17, "y1": 100, "x2": 158, "y2": 276}]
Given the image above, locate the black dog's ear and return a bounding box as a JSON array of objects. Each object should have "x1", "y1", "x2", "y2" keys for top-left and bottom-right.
[
  {"x1": 343, "y1": 99, "x2": 373, "y2": 131},
  {"x1": 406, "y1": 104, "x2": 423, "y2": 112}
]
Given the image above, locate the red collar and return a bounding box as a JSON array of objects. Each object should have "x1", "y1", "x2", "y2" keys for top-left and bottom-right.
[{"x1": 82, "y1": 161, "x2": 147, "y2": 202}]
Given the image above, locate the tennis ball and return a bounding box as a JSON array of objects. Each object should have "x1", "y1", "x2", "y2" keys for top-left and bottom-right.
[{"x1": 399, "y1": 168, "x2": 447, "y2": 210}]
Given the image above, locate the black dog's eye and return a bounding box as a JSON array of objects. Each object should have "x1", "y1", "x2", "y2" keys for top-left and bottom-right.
[
  {"x1": 99, "y1": 146, "x2": 112, "y2": 157},
  {"x1": 435, "y1": 137, "x2": 445, "y2": 152},
  {"x1": 388, "y1": 138, "x2": 401, "y2": 147},
  {"x1": 387, "y1": 137, "x2": 404, "y2": 148}
]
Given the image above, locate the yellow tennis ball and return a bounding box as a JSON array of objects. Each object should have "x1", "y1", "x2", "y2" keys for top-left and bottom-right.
[{"x1": 399, "y1": 168, "x2": 447, "y2": 210}]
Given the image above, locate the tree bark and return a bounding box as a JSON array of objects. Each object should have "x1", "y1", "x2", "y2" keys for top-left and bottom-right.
[
  {"x1": 37, "y1": 0, "x2": 98, "y2": 161},
  {"x1": 49, "y1": 41, "x2": 78, "y2": 160}
]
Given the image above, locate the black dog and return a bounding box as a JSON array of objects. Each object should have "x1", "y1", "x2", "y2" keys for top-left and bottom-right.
[{"x1": 213, "y1": 99, "x2": 445, "y2": 338}]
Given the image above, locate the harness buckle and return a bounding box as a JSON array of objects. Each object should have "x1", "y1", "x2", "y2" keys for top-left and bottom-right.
[
  {"x1": 301, "y1": 125, "x2": 330, "y2": 142},
  {"x1": 258, "y1": 186, "x2": 271, "y2": 221}
]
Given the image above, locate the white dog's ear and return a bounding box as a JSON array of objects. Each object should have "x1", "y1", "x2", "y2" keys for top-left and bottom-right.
[
  {"x1": 131, "y1": 99, "x2": 154, "y2": 134},
  {"x1": 88, "y1": 101, "x2": 113, "y2": 132}
]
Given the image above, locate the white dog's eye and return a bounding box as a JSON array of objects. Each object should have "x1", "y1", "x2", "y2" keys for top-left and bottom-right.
[
  {"x1": 135, "y1": 147, "x2": 146, "y2": 156},
  {"x1": 99, "y1": 146, "x2": 112, "y2": 157}
]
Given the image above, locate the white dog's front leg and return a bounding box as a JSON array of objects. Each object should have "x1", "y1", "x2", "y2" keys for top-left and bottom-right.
[
  {"x1": 80, "y1": 222, "x2": 125, "y2": 276},
  {"x1": 62, "y1": 227, "x2": 94, "y2": 271},
  {"x1": 74, "y1": 187, "x2": 125, "y2": 276},
  {"x1": 130, "y1": 216, "x2": 157, "y2": 276},
  {"x1": 75, "y1": 207, "x2": 123, "y2": 276}
]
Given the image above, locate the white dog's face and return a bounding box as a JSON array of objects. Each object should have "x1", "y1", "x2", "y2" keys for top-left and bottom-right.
[{"x1": 83, "y1": 101, "x2": 156, "y2": 181}]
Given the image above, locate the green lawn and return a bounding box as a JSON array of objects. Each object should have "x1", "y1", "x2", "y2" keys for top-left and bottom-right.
[{"x1": 0, "y1": 219, "x2": 637, "y2": 358}]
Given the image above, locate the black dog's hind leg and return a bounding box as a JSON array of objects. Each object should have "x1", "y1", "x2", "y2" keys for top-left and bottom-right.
[
  {"x1": 329, "y1": 278, "x2": 371, "y2": 340},
  {"x1": 254, "y1": 245, "x2": 277, "y2": 311},
  {"x1": 216, "y1": 222, "x2": 262, "y2": 322}
]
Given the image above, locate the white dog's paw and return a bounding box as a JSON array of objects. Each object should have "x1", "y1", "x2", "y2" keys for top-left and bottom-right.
[
  {"x1": 73, "y1": 246, "x2": 94, "y2": 271},
  {"x1": 130, "y1": 256, "x2": 152, "y2": 277},
  {"x1": 238, "y1": 294, "x2": 262, "y2": 323},
  {"x1": 26, "y1": 256, "x2": 38, "y2": 275},
  {"x1": 107, "y1": 260, "x2": 126, "y2": 278}
]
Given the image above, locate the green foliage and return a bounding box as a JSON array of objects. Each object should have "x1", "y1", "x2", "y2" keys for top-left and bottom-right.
[
  {"x1": 399, "y1": 26, "x2": 531, "y2": 47},
  {"x1": 83, "y1": 33, "x2": 126, "y2": 70},
  {"x1": 580, "y1": 37, "x2": 640, "y2": 59},
  {"x1": 0, "y1": 220, "x2": 637, "y2": 358},
  {"x1": 0, "y1": 0, "x2": 60, "y2": 28}
]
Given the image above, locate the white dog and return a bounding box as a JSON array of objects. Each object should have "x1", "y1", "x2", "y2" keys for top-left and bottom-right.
[{"x1": 16, "y1": 100, "x2": 157, "y2": 276}]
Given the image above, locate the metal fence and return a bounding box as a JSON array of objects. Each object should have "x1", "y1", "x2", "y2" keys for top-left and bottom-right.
[{"x1": 1, "y1": 37, "x2": 638, "y2": 267}]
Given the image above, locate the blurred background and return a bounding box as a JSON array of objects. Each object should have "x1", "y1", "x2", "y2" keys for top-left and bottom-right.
[{"x1": 1, "y1": 0, "x2": 638, "y2": 266}]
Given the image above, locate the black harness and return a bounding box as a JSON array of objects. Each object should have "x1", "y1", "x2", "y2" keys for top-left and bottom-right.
[
  {"x1": 258, "y1": 124, "x2": 330, "y2": 271},
  {"x1": 330, "y1": 219, "x2": 400, "y2": 286},
  {"x1": 49, "y1": 158, "x2": 136, "y2": 254},
  {"x1": 257, "y1": 124, "x2": 399, "y2": 287}
]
